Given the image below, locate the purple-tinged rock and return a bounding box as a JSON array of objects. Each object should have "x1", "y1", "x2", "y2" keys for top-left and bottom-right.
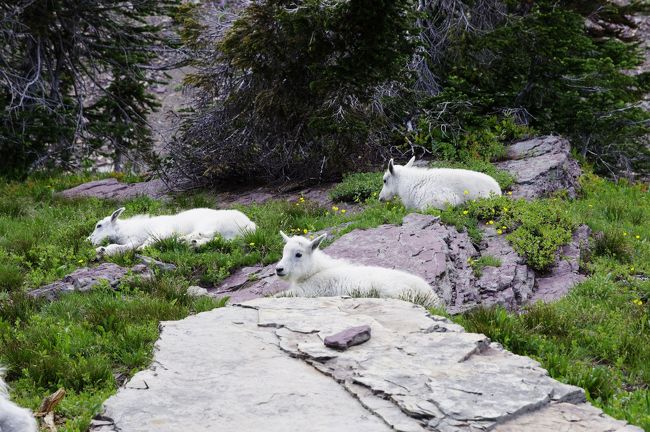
[
  {"x1": 57, "y1": 178, "x2": 169, "y2": 201},
  {"x1": 324, "y1": 325, "x2": 371, "y2": 350},
  {"x1": 496, "y1": 135, "x2": 582, "y2": 200}
]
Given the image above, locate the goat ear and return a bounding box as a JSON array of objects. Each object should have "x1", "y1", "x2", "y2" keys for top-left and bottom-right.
[
  {"x1": 388, "y1": 159, "x2": 395, "y2": 175},
  {"x1": 405, "y1": 156, "x2": 416, "y2": 167},
  {"x1": 310, "y1": 233, "x2": 327, "y2": 251},
  {"x1": 280, "y1": 231, "x2": 291, "y2": 243},
  {"x1": 110, "y1": 207, "x2": 125, "y2": 223}
]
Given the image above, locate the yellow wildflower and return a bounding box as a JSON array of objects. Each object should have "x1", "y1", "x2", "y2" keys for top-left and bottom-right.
[
  {"x1": 588, "y1": 204, "x2": 593, "y2": 208},
  {"x1": 632, "y1": 299, "x2": 643, "y2": 306},
  {"x1": 502, "y1": 207, "x2": 509, "y2": 212},
  {"x1": 623, "y1": 232, "x2": 628, "y2": 236},
  {"x1": 488, "y1": 220, "x2": 494, "y2": 225},
  {"x1": 501, "y1": 226, "x2": 507, "y2": 230},
  {"x1": 78, "y1": 259, "x2": 84, "y2": 264},
  {"x1": 332, "y1": 206, "x2": 339, "y2": 212},
  {"x1": 630, "y1": 266, "x2": 635, "y2": 272},
  {"x1": 303, "y1": 229, "x2": 308, "y2": 234},
  {"x1": 463, "y1": 210, "x2": 469, "y2": 215},
  {"x1": 635, "y1": 235, "x2": 640, "y2": 239},
  {"x1": 497, "y1": 229, "x2": 503, "y2": 235},
  {"x1": 372, "y1": 192, "x2": 377, "y2": 197},
  {"x1": 507, "y1": 191, "x2": 512, "y2": 196},
  {"x1": 341, "y1": 209, "x2": 347, "y2": 214},
  {"x1": 463, "y1": 190, "x2": 469, "y2": 195},
  {"x1": 299, "y1": 197, "x2": 305, "y2": 202},
  {"x1": 249, "y1": 242, "x2": 255, "y2": 247}
]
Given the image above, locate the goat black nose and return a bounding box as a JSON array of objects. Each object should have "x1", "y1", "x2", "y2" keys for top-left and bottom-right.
[{"x1": 276, "y1": 267, "x2": 284, "y2": 275}]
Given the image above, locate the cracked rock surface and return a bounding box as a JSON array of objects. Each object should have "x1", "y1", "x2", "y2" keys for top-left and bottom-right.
[
  {"x1": 496, "y1": 135, "x2": 582, "y2": 199},
  {"x1": 211, "y1": 214, "x2": 589, "y2": 313},
  {"x1": 90, "y1": 297, "x2": 639, "y2": 432}
]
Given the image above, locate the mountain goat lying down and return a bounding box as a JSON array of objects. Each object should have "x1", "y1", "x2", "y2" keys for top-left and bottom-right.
[
  {"x1": 89, "y1": 207, "x2": 256, "y2": 256},
  {"x1": 275, "y1": 232, "x2": 442, "y2": 307},
  {"x1": 0, "y1": 366, "x2": 38, "y2": 432},
  {"x1": 378, "y1": 156, "x2": 502, "y2": 210}
]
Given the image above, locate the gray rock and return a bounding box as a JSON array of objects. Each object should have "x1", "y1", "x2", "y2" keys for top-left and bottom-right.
[
  {"x1": 209, "y1": 265, "x2": 285, "y2": 302},
  {"x1": 91, "y1": 297, "x2": 641, "y2": 432},
  {"x1": 496, "y1": 135, "x2": 582, "y2": 199},
  {"x1": 57, "y1": 178, "x2": 169, "y2": 201},
  {"x1": 212, "y1": 214, "x2": 588, "y2": 312},
  {"x1": 493, "y1": 402, "x2": 641, "y2": 432},
  {"x1": 474, "y1": 225, "x2": 535, "y2": 310},
  {"x1": 135, "y1": 254, "x2": 177, "y2": 272},
  {"x1": 28, "y1": 263, "x2": 151, "y2": 301},
  {"x1": 186, "y1": 286, "x2": 209, "y2": 297},
  {"x1": 323, "y1": 325, "x2": 371, "y2": 350}
]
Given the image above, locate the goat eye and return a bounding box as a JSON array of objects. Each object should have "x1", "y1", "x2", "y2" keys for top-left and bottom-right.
[
  {"x1": 295, "y1": 252, "x2": 302, "y2": 258},
  {"x1": 97, "y1": 224, "x2": 102, "y2": 228},
  {"x1": 383, "y1": 179, "x2": 387, "y2": 183}
]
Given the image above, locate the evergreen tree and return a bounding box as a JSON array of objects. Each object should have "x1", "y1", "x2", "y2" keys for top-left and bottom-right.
[{"x1": 0, "y1": 0, "x2": 176, "y2": 178}]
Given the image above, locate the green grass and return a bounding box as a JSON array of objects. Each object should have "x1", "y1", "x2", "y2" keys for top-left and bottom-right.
[
  {"x1": 0, "y1": 171, "x2": 649, "y2": 430},
  {"x1": 468, "y1": 255, "x2": 502, "y2": 277}
]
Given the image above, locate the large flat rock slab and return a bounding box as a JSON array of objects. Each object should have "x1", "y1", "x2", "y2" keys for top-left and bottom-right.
[{"x1": 91, "y1": 297, "x2": 640, "y2": 432}]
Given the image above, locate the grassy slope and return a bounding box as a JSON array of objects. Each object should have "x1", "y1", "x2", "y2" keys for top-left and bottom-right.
[{"x1": 0, "y1": 172, "x2": 648, "y2": 430}]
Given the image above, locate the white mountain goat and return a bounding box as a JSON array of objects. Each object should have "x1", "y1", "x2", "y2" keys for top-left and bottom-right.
[
  {"x1": 88, "y1": 207, "x2": 256, "y2": 256},
  {"x1": 275, "y1": 232, "x2": 441, "y2": 307},
  {"x1": 378, "y1": 156, "x2": 502, "y2": 210},
  {"x1": 0, "y1": 367, "x2": 38, "y2": 432}
]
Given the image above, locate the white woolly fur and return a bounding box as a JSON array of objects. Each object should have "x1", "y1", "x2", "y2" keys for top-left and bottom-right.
[
  {"x1": 275, "y1": 232, "x2": 441, "y2": 307},
  {"x1": 88, "y1": 207, "x2": 256, "y2": 256},
  {"x1": 0, "y1": 366, "x2": 38, "y2": 432},
  {"x1": 379, "y1": 157, "x2": 502, "y2": 210}
]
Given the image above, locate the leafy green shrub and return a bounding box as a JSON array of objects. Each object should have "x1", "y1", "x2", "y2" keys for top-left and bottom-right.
[
  {"x1": 442, "y1": 196, "x2": 577, "y2": 271},
  {"x1": 409, "y1": 113, "x2": 529, "y2": 164},
  {"x1": 329, "y1": 172, "x2": 383, "y2": 203}
]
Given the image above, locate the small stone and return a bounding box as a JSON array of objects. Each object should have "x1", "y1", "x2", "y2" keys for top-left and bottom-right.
[
  {"x1": 136, "y1": 254, "x2": 177, "y2": 272},
  {"x1": 324, "y1": 325, "x2": 371, "y2": 350},
  {"x1": 186, "y1": 286, "x2": 208, "y2": 297}
]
